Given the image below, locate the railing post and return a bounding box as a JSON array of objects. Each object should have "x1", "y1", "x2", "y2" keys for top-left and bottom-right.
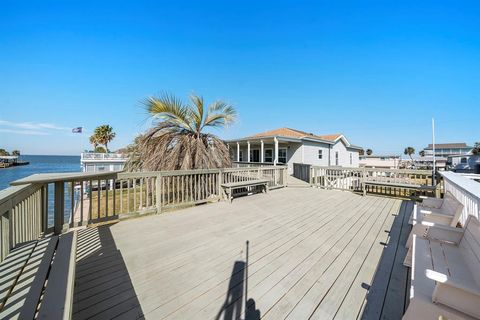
[
  {"x1": 362, "y1": 167, "x2": 366, "y2": 196},
  {"x1": 54, "y1": 181, "x2": 65, "y2": 234},
  {"x1": 309, "y1": 166, "x2": 314, "y2": 186},
  {"x1": 41, "y1": 184, "x2": 48, "y2": 234},
  {"x1": 218, "y1": 169, "x2": 223, "y2": 201},
  {"x1": 155, "y1": 174, "x2": 162, "y2": 214}
]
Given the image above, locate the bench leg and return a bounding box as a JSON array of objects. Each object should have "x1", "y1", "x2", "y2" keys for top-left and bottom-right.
[{"x1": 228, "y1": 188, "x2": 233, "y2": 203}]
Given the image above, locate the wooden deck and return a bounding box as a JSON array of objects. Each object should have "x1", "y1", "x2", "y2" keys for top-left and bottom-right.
[{"x1": 72, "y1": 187, "x2": 412, "y2": 320}]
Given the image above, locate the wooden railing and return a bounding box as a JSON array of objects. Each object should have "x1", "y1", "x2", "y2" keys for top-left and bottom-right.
[
  {"x1": 0, "y1": 166, "x2": 288, "y2": 263},
  {"x1": 309, "y1": 166, "x2": 436, "y2": 197},
  {"x1": 232, "y1": 161, "x2": 275, "y2": 168},
  {"x1": 0, "y1": 184, "x2": 46, "y2": 261},
  {"x1": 440, "y1": 171, "x2": 480, "y2": 225},
  {"x1": 293, "y1": 163, "x2": 311, "y2": 182}
]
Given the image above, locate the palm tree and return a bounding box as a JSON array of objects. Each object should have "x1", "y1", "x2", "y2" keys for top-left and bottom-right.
[
  {"x1": 366, "y1": 149, "x2": 373, "y2": 156},
  {"x1": 419, "y1": 150, "x2": 425, "y2": 157},
  {"x1": 404, "y1": 146, "x2": 415, "y2": 161},
  {"x1": 89, "y1": 135, "x2": 99, "y2": 150},
  {"x1": 126, "y1": 93, "x2": 236, "y2": 171},
  {"x1": 94, "y1": 125, "x2": 116, "y2": 152},
  {"x1": 11, "y1": 150, "x2": 20, "y2": 156},
  {"x1": 472, "y1": 142, "x2": 480, "y2": 155}
]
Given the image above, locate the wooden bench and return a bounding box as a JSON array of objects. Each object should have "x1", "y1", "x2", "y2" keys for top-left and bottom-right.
[
  {"x1": 403, "y1": 216, "x2": 480, "y2": 320},
  {"x1": 0, "y1": 231, "x2": 77, "y2": 319},
  {"x1": 362, "y1": 180, "x2": 436, "y2": 197},
  {"x1": 221, "y1": 179, "x2": 269, "y2": 203}
]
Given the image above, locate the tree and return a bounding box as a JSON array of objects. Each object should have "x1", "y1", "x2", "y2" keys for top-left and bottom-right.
[
  {"x1": 359, "y1": 149, "x2": 365, "y2": 156},
  {"x1": 472, "y1": 142, "x2": 480, "y2": 155},
  {"x1": 366, "y1": 149, "x2": 373, "y2": 156},
  {"x1": 94, "y1": 146, "x2": 107, "y2": 153},
  {"x1": 419, "y1": 150, "x2": 425, "y2": 157},
  {"x1": 404, "y1": 146, "x2": 415, "y2": 161},
  {"x1": 126, "y1": 92, "x2": 236, "y2": 171},
  {"x1": 0, "y1": 149, "x2": 10, "y2": 156},
  {"x1": 93, "y1": 125, "x2": 116, "y2": 152},
  {"x1": 89, "y1": 135, "x2": 99, "y2": 150}
]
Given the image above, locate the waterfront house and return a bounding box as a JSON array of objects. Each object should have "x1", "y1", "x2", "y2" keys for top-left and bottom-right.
[
  {"x1": 80, "y1": 152, "x2": 128, "y2": 173},
  {"x1": 423, "y1": 142, "x2": 473, "y2": 157},
  {"x1": 226, "y1": 127, "x2": 362, "y2": 174}
]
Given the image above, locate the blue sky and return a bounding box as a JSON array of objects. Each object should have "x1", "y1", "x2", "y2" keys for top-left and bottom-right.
[{"x1": 1, "y1": 0, "x2": 479, "y2": 155}]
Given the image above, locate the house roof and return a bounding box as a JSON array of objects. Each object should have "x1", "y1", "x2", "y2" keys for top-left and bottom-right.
[
  {"x1": 250, "y1": 128, "x2": 339, "y2": 141},
  {"x1": 425, "y1": 143, "x2": 472, "y2": 149},
  {"x1": 229, "y1": 127, "x2": 362, "y2": 150}
]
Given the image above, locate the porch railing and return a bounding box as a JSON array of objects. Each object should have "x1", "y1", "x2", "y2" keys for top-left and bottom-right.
[
  {"x1": 0, "y1": 166, "x2": 288, "y2": 263},
  {"x1": 232, "y1": 161, "x2": 276, "y2": 168},
  {"x1": 440, "y1": 171, "x2": 480, "y2": 225},
  {"x1": 309, "y1": 166, "x2": 436, "y2": 197}
]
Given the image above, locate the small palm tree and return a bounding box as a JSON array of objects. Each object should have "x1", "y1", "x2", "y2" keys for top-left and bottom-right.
[
  {"x1": 89, "y1": 135, "x2": 99, "y2": 150},
  {"x1": 11, "y1": 150, "x2": 20, "y2": 156},
  {"x1": 419, "y1": 150, "x2": 425, "y2": 157},
  {"x1": 366, "y1": 149, "x2": 373, "y2": 156},
  {"x1": 404, "y1": 146, "x2": 415, "y2": 161},
  {"x1": 127, "y1": 93, "x2": 236, "y2": 171},
  {"x1": 94, "y1": 125, "x2": 116, "y2": 152},
  {"x1": 472, "y1": 142, "x2": 480, "y2": 155}
]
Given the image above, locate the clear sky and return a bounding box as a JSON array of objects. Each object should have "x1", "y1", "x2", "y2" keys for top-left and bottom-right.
[{"x1": 1, "y1": 0, "x2": 479, "y2": 155}]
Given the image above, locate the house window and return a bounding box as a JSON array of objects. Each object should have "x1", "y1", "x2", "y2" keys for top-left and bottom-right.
[
  {"x1": 350, "y1": 153, "x2": 352, "y2": 165},
  {"x1": 318, "y1": 150, "x2": 323, "y2": 159},
  {"x1": 264, "y1": 149, "x2": 273, "y2": 163},
  {"x1": 335, "y1": 151, "x2": 339, "y2": 166},
  {"x1": 278, "y1": 148, "x2": 287, "y2": 164},
  {"x1": 239, "y1": 150, "x2": 244, "y2": 162},
  {"x1": 461, "y1": 157, "x2": 467, "y2": 164}
]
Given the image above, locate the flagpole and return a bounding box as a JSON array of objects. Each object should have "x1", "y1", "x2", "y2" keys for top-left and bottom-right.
[{"x1": 432, "y1": 118, "x2": 436, "y2": 185}]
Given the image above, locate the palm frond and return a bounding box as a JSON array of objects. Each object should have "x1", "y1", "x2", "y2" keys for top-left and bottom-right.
[
  {"x1": 145, "y1": 94, "x2": 194, "y2": 132},
  {"x1": 203, "y1": 101, "x2": 237, "y2": 129},
  {"x1": 189, "y1": 94, "x2": 204, "y2": 133}
]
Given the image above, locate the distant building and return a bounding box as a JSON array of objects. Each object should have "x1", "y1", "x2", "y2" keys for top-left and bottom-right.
[
  {"x1": 80, "y1": 152, "x2": 128, "y2": 173},
  {"x1": 447, "y1": 154, "x2": 480, "y2": 173},
  {"x1": 413, "y1": 156, "x2": 447, "y2": 171},
  {"x1": 226, "y1": 127, "x2": 362, "y2": 174},
  {"x1": 423, "y1": 143, "x2": 473, "y2": 157},
  {"x1": 359, "y1": 155, "x2": 401, "y2": 169}
]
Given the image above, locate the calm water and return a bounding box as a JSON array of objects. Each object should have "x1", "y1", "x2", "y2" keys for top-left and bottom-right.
[
  {"x1": 1, "y1": 155, "x2": 81, "y2": 225},
  {"x1": 0, "y1": 155, "x2": 81, "y2": 190}
]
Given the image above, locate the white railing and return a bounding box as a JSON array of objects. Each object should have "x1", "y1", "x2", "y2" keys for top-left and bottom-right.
[
  {"x1": 232, "y1": 161, "x2": 275, "y2": 168},
  {"x1": 309, "y1": 166, "x2": 435, "y2": 197},
  {"x1": 440, "y1": 171, "x2": 480, "y2": 225},
  {"x1": 80, "y1": 152, "x2": 128, "y2": 161}
]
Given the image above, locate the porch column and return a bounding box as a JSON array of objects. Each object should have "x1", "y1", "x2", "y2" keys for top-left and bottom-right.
[
  {"x1": 247, "y1": 141, "x2": 251, "y2": 162},
  {"x1": 237, "y1": 142, "x2": 240, "y2": 161},
  {"x1": 274, "y1": 137, "x2": 279, "y2": 165},
  {"x1": 260, "y1": 140, "x2": 264, "y2": 163}
]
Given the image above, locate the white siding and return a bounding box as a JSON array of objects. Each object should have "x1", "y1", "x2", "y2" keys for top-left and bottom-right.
[{"x1": 302, "y1": 141, "x2": 331, "y2": 166}]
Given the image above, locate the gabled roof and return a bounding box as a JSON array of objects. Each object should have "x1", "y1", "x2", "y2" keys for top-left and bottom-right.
[
  {"x1": 425, "y1": 143, "x2": 472, "y2": 149},
  {"x1": 251, "y1": 128, "x2": 330, "y2": 141},
  {"x1": 230, "y1": 127, "x2": 362, "y2": 150}
]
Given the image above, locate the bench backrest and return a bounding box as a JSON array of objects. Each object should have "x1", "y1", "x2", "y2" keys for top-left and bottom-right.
[
  {"x1": 440, "y1": 194, "x2": 464, "y2": 226},
  {"x1": 459, "y1": 216, "x2": 480, "y2": 285}
]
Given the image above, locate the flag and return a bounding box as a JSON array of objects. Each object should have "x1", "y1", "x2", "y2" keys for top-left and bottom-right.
[{"x1": 72, "y1": 127, "x2": 83, "y2": 133}]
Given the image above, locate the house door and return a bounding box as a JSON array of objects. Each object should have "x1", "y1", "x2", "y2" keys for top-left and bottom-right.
[{"x1": 250, "y1": 149, "x2": 260, "y2": 162}]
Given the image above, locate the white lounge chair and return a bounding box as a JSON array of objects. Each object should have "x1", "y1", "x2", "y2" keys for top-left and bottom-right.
[
  {"x1": 403, "y1": 216, "x2": 480, "y2": 320},
  {"x1": 409, "y1": 191, "x2": 464, "y2": 227}
]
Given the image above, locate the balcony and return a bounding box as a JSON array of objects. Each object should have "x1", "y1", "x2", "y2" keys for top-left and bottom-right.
[
  {"x1": 0, "y1": 167, "x2": 477, "y2": 319},
  {"x1": 80, "y1": 152, "x2": 129, "y2": 162}
]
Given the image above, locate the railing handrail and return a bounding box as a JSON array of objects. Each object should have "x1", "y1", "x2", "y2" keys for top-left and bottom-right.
[
  {"x1": 440, "y1": 171, "x2": 480, "y2": 200},
  {"x1": 10, "y1": 171, "x2": 122, "y2": 186},
  {"x1": 310, "y1": 165, "x2": 432, "y2": 175}
]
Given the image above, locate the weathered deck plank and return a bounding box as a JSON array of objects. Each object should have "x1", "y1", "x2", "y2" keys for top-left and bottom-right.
[{"x1": 72, "y1": 187, "x2": 410, "y2": 320}]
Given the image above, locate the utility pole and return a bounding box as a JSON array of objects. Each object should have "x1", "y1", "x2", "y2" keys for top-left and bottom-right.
[{"x1": 432, "y1": 118, "x2": 436, "y2": 185}]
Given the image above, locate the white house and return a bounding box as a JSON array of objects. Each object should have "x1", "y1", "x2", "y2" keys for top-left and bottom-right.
[
  {"x1": 80, "y1": 152, "x2": 128, "y2": 173},
  {"x1": 226, "y1": 128, "x2": 362, "y2": 174},
  {"x1": 359, "y1": 155, "x2": 401, "y2": 169}
]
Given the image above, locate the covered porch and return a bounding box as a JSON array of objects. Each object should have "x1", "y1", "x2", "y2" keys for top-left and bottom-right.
[{"x1": 227, "y1": 137, "x2": 302, "y2": 173}]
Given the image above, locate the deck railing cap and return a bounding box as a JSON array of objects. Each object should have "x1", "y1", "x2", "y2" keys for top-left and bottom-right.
[
  {"x1": 440, "y1": 171, "x2": 480, "y2": 197},
  {"x1": 10, "y1": 171, "x2": 123, "y2": 186}
]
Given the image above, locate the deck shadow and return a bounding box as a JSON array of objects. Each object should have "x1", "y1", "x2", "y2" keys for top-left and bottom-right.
[
  {"x1": 215, "y1": 241, "x2": 260, "y2": 320},
  {"x1": 72, "y1": 224, "x2": 144, "y2": 319},
  {"x1": 360, "y1": 200, "x2": 412, "y2": 320}
]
